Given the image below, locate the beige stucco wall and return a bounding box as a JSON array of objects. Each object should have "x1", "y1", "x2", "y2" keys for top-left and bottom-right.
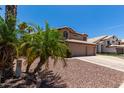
[
  {"x1": 69, "y1": 33, "x2": 84, "y2": 41},
  {"x1": 121, "y1": 42, "x2": 124, "y2": 45},
  {"x1": 67, "y1": 42, "x2": 96, "y2": 57},
  {"x1": 116, "y1": 48, "x2": 124, "y2": 54},
  {"x1": 58, "y1": 28, "x2": 87, "y2": 41}
]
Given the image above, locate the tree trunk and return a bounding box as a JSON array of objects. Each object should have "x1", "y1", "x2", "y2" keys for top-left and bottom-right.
[
  {"x1": 32, "y1": 60, "x2": 44, "y2": 74},
  {"x1": 5, "y1": 5, "x2": 17, "y2": 31},
  {"x1": 0, "y1": 70, "x2": 2, "y2": 84},
  {"x1": 5, "y1": 5, "x2": 17, "y2": 21},
  {"x1": 26, "y1": 63, "x2": 31, "y2": 73},
  {"x1": 32, "y1": 56, "x2": 46, "y2": 74}
]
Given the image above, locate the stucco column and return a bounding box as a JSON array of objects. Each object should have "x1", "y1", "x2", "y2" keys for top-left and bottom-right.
[{"x1": 15, "y1": 59, "x2": 22, "y2": 78}]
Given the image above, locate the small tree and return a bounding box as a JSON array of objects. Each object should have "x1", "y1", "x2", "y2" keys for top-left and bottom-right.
[
  {"x1": 0, "y1": 16, "x2": 18, "y2": 81},
  {"x1": 0, "y1": 19, "x2": 69, "y2": 84},
  {"x1": 18, "y1": 22, "x2": 28, "y2": 31},
  {"x1": 32, "y1": 22, "x2": 68, "y2": 74},
  {"x1": 16, "y1": 22, "x2": 69, "y2": 75}
]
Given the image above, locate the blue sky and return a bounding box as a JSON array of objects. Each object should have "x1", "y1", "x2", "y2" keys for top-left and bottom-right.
[{"x1": 0, "y1": 5, "x2": 124, "y2": 39}]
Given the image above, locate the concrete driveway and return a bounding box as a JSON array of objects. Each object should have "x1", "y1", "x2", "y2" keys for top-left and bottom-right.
[{"x1": 74, "y1": 55, "x2": 124, "y2": 72}]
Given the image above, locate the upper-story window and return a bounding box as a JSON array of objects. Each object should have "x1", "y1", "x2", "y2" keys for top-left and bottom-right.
[
  {"x1": 107, "y1": 41, "x2": 111, "y2": 46},
  {"x1": 63, "y1": 31, "x2": 68, "y2": 39},
  {"x1": 113, "y1": 36, "x2": 114, "y2": 39},
  {"x1": 83, "y1": 37, "x2": 87, "y2": 41},
  {"x1": 112, "y1": 41, "x2": 115, "y2": 43}
]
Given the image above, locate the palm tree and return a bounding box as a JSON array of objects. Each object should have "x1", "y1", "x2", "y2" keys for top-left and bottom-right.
[
  {"x1": 32, "y1": 22, "x2": 68, "y2": 74},
  {"x1": 12, "y1": 22, "x2": 69, "y2": 85},
  {"x1": 16, "y1": 22, "x2": 69, "y2": 75},
  {"x1": 18, "y1": 22, "x2": 28, "y2": 31},
  {"x1": 27, "y1": 26, "x2": 34, "y2": 33},
  {"x1": 0, "y1": 5, "x2": 18, "y2": 81},
  {"x1": 5, "y1": 5, "x2": 17, "y2": 31},
  {"x1": 0, "y1": 16, "x2": 69, "y2": 82},
  {"x1": 0, "y1": 16, "x2": 18, "y2": 81}
]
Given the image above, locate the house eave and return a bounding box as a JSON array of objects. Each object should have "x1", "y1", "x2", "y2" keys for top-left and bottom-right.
[
  {"x1": 65, "y1": 39, "x2": 96, "y2": 46},
  {"x1": 109, "y1": 45, "x2": 124, "y2": 48}
]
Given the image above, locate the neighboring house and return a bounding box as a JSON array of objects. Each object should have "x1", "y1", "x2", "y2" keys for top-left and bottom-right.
[
  {"x1": 88, "y1": 35, "x2": 124, "y2": 54},
  {"x1": 121, "y1": 39, "x2": 124, "y2": 45},
  {"x1": 58, "y1": 27, "x2": 96, "y2": 57}
]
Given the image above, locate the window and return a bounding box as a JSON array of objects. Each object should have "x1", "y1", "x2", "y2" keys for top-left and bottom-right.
[
  {"x1": 63, "y1": 31, "x2": 68, "y2": 39},
  {"x1": 83, "y1": 37, "x2": 87, "y2": 41},
  {"x1": 118, "y1": 42, "x2": 121, "y2": 45},
  {"x1": 112, "y1": 41, "x2": 115, "y2": 43},
  {"x1": 113, "y1": 36, "x2": 115, "y2": 39},
  {"x1": 107, "y1": 41, "x2": 111, "y2": 46}
]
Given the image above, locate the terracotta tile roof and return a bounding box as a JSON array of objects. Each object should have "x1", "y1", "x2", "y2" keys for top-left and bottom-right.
[
  {"x1": 102, "y1": 35, "x2": 114, "y2": 40},
  {"x1": 88, "y1": 35, "x2": 121, "y2": 43},
  {"x1": 88, "y1": 35, "x2": 108, "y2": 43},
  {"x1": 58, "y1": 26, "x2": 76, "y2": 33},
  {"x1": 58, "y1": 26, "x2": 88, "y2": 36}
]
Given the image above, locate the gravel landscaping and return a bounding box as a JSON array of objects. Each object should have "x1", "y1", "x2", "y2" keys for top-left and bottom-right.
[
  {"x1": 1, "y1": 58, "x2": 124, "y2": 88},
  {"x1": 49, "y1": 58, "x2": 124, "y2": 88}
]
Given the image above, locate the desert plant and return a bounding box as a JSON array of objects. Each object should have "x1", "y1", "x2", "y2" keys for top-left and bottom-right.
[
  {"x1": 26, "y1": 26, "x2": 34, "y2": 33},
  {"x1": 18, "y1": 22, "x2": 28, "y2": 31},
  {"x1": 8, "y1": 22, "x2": 69, "y2": 86},
  {"x1": 15, "y1": 22, "x2": 69, "y2": 75},
  {"x1": 0, "y1": 16, "x2": 18, "y2": 81},
  {"x1": 0, "y1": 17, "x2": 69, "y2": 84}
]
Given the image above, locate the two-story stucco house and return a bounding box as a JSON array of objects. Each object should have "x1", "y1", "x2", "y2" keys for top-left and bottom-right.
[
  {"x1": 88, "y1": 35, "x2": 124, "y2": 54},
  {"x1": 58, "y1": 27, "x2": 96, "y2": 57},
  {"x1": 121, "y1": 39, "x2": 124, "y2": 45}
]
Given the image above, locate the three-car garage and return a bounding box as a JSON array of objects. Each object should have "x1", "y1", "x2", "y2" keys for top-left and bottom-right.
[{"x1": 66, "y1": 39, "x2": 96, "y2": 57}]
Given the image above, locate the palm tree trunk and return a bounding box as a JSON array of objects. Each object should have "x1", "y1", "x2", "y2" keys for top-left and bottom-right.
[
  {"x1": 0, "y1": 70, "x2": 2, "y2": 84},
  {"x1": 0, "y1": 7, "x2": 2, "y2": 15},
  {"x1": 32, "y1": 61, "x2": 44, "y2": 74},
  {"x1": 5, "y1": 5, "x2": 17, "y2": 31},
  {"x1": 5, "y1": 5, "x2": 17, "y2": 21},
  {"x1": 26, "y1": 63, "x2": 31, "y2": 73},
  {"x1": 32, "y1": 56, "x2": 46, "y2": 74}
]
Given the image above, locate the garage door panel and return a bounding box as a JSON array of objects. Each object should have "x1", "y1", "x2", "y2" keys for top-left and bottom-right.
[{"x1": 87, "y1": 46, "x2": 95, "y2": 56}]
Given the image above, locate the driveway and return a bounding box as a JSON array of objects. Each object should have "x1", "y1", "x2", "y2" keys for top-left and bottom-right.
[{"x1": 75, "y1": 55, "x2": 124, "y2": 72}]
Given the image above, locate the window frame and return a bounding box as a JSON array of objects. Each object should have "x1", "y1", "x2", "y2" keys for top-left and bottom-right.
[{"x1": 63, "y1": 31, "x2": 68, "y2": 39}]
